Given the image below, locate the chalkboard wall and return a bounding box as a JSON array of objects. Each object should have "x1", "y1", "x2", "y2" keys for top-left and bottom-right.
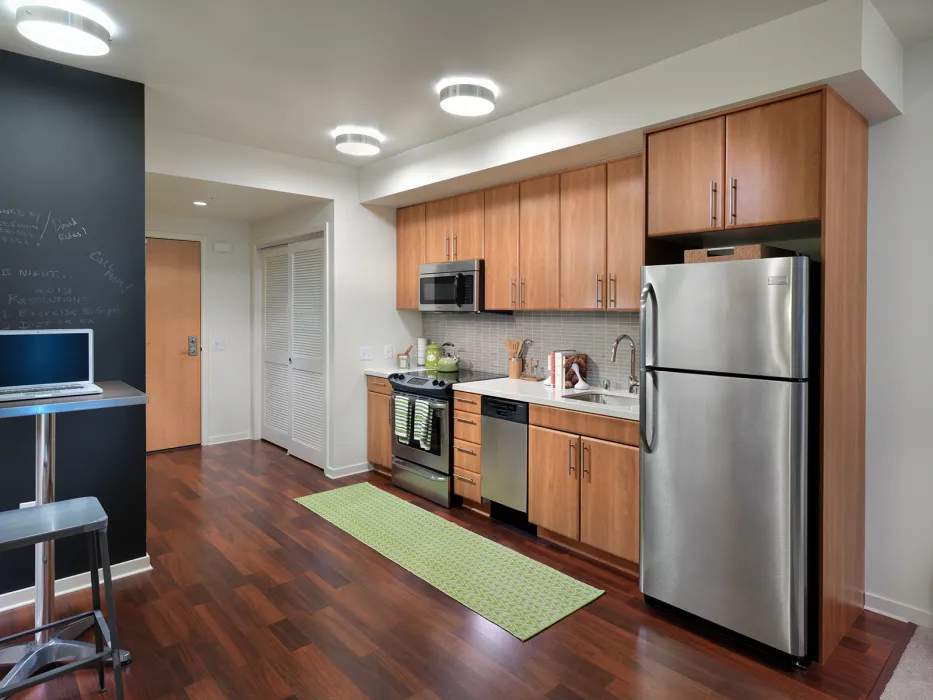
[{"x1": 0, "y1": 50, "x2": 146, "y2": 594}]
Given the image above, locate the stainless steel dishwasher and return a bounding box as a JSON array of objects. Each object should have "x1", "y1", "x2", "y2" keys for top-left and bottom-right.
[{"x1": 480, "y1": 396, "x2": 528, "y2": 512}]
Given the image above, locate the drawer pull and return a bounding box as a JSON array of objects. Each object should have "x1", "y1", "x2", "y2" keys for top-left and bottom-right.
[
  {"x1": 455, "y1": 417, "x2": 475, "y2": 424},
  {"x1": 371, "y1": 381, "x2": 387, "y2": 388},
  {"x1": 455, "y1": 397, "x2": 476, "y2": 405},
  {"x1": 453, "y1": 473, "x2": 475, "y2": 484},
  {"x1": 454, "y1": 445, "x2": 475, "y2": 455}
]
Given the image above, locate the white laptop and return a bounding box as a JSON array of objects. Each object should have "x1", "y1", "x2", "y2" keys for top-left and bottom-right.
[{"x1": 0, "y1": 329, "x2": 104, "y2": 402}]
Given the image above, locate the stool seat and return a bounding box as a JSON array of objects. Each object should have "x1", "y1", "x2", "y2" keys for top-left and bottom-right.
[{"x1": 0, "y1": 497, "x2": 107, "y2": 553}]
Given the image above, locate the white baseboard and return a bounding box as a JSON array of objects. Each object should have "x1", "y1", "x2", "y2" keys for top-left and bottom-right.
[
  {"x1": 326, "y1": 461, "x2": 373, "y2": 479},
  {"x1": 206, "y1": 431, "x2": 252, "y2": 446},
  {"x1": 0, "y1": 554, "x2": 152, "y2": 614},
  {"x1": 865, "y1": 591, "x2": 933, "y2": 627}
]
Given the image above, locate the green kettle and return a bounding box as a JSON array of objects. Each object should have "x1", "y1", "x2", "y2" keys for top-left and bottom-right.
[{"x1": 424, "y1": 341, "x2": 441, "y2": 370}]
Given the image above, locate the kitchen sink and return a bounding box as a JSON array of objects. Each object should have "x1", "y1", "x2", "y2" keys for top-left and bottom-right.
[{"x1": 565, "y1": 391, "x2": 639, "y2": 408}]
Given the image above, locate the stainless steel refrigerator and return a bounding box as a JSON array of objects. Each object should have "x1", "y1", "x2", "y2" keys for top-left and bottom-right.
[{"x1": 639, "y1": 256, "x2": 814, "y2": 659}]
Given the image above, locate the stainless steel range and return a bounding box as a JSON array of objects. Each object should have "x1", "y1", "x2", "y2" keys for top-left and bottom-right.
[{"x1": 387, "y1": 369, "x2": 503, "y2": 507}]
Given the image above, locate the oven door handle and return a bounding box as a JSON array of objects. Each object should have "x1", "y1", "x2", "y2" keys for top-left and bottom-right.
[{"x1": 392, "y1": 458, "x2": 448, "y2": 481}]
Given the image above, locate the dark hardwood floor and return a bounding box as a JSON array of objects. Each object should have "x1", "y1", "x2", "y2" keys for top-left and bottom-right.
[{"x1": 0, "y1": 440, "x2": 911, "y2": 699}]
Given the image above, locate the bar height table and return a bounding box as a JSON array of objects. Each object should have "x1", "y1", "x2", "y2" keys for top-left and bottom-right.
[{"x1": 0, "y1": 381, "x2": 147, "y2": 687}]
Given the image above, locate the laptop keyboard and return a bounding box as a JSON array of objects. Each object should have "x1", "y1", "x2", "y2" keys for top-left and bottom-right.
[{"x1": 0, "y1": 385, "x2": 85, "y2": 396}]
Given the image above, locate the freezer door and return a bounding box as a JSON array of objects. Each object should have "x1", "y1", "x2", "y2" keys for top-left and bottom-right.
[
  {"x1": 640, "y1": 370, "x2": 808, "y2": 656},
  {"x1": 641, "y1": 257, "x2": 809, "y2": 378}
]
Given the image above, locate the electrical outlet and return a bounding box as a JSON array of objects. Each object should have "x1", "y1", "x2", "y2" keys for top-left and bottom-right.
[
  {"x1": 384, "y1": 344, "x2": 393, "y2": 359},
  {"x1": 212, "y1": 338, "x2": 226, "y2": 351},
  {"x1": 359, "y1": 345, "x2": 373, "y2": 361},
  {"x1": 20, "y1": 501, "x2": 35, "y2": 509}
]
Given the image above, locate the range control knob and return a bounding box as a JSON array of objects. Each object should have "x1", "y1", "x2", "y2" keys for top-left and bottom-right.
[
  {"x1": 437, "y1": 380, "x2": 446, "y2": 387},
  {"x1": 398, "y1": 374, "x2": 405, "y2": 381},
  {"x1": 432, "y1": 379, "x2": 439, "y2": 386}
]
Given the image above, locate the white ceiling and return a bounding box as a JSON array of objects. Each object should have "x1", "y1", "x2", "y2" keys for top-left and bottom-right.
[
  {"x1": 874, "y1": 0, "x2": 933, "y2": 47},
  {"x1": 0, "y1": 0, "x2": 833, "y2": 167},
  {"x1": 145, "y1": 173, "x2": 324, "y2": 222}
]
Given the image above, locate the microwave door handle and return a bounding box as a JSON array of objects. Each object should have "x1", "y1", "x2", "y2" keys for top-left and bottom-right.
[{"x1": 455, "y1": 272, "x2": 464, "y2": 308}]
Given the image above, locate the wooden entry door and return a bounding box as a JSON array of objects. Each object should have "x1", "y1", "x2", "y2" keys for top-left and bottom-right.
[{"x1": 146, "y1": 238, "x2": 201, "y2": 451}]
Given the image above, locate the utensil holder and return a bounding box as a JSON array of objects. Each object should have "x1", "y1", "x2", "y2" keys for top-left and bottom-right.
[{"x1": 509, "y1": 358, "x2": 522, "y2": 379}]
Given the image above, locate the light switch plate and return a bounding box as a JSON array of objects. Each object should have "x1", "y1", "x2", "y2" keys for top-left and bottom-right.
[
  {"x1": 212, "y1": 338, "x2": 226, "y2": 351},
  {"x1": 384, "y1": 344, "x2": 393, "y2": 359},
  {"x1": 359, "y1": 345, "x2": 373, "y2": 360}
]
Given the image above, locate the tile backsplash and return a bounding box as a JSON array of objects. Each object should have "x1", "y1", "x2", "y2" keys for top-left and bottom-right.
[{"x1": 421, "y1": 311, "x2": 641, "y2": 390}]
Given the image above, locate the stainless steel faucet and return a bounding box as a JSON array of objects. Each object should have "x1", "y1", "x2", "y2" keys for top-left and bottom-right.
[{"x1": 611, "y1": 334, "x2": 639, "y2": 394}]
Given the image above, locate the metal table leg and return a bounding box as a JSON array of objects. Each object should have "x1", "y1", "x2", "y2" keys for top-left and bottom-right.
[{"x1": 0, "y1": 414, "x2": 130, "y2": 694}]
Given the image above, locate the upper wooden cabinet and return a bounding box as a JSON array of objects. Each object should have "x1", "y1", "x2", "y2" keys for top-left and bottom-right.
[
  {"x1": 725, "y1": 92, "x2": 822, "y2": 228},
  {"x1": 484, "y1": 184, "x2": 520, "y2": 311},
  {"x1": 607, "y1": 155, "x2": 644, "y2": 310},
  {"x1": 647, "y1": 116, "x2": 725, "y2": 236},
  {"x1": 560, "y1": 165, "x2": 607, "y2": 310},
  {"x1": 519, "y1": 175, "x2": 561, "y2": 310},
  {"x1": 424, "y1": 197, "x2": 453, "y2": 263},
  {"x1": 453, "y1": 191, "x2": 485, "y2": 260},
  {"x1": 580, "y1": 437, "x2": 639, "y2": 562},
  {"x1": 528, "y1": 426, "x2": 580, "y2": 540},
  {"x1": 396, "y1": 204, "x2": 424, "y2": 309}
]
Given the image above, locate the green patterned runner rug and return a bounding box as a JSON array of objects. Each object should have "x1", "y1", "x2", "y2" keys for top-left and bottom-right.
[{"x1": 295, "y1": 482, "x2": 603, "y2": 640}]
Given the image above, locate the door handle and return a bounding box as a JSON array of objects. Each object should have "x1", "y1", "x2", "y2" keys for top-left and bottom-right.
[
  {"x1": 188, "y1": 335, "x2": 198, "y2": 356},
  {"x1": 567, "y1": 440, "x2": 576, "y2": 476},
  {"x1": 446, "y1": 236, "x2": 450, "y2": 260},
  {"x1": 453, "y1": 234, "x2": 457, "y2": 260},
  {"x1": 582, "y1": 444, "x2": 590, "y2": 481},
  {"x1": 608, "y1": 274, "x2": 616, "y2": 308},
  {"x1": 596, "y1": 274, "x2": 603, "y2": 308},
  {"x1": 510, "y1": 277, "x2": 515, "y2": 308},
  {"x1": 453, "y1": 473, "x2": 475, "y2": 484},
  {"x1": 454, "y1": 397, "x2": 476, "y2": 405},
  {"x1": 640, "y1": 369, "x2": 657, "y2": 453},
  {"x1": 455, "y1": 417, "x2": 475, "y2": 425},
  {"x1": 640, "y1": 282, "x2": 656, "y2": 368},
  {"x1": 454, "y1": 445, "x2": 475, "y2": 455},
  {"x1": 709, "y1": 181, "x2": 717, "y2": 226},
  {"x1": 730, "y1": 177, "x2": 737, "y2": 225},
  {"x1": 520, "y1": 279, "x2": 526, "y2": 308}
]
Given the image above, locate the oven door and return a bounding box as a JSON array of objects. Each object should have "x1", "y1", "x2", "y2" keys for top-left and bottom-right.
[
  {"x1": 390, "y1": 391, "x2": 450, "y2": 474},
  {"x1": 419, "y1": 269, "x2": 479, "y2": 312}
]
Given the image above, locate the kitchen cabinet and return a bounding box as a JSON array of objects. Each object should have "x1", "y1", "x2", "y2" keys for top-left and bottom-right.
[
  {"x1": 519, "y1": 175, "x2": 561, "y2": 310},
  {"x1": 396, "y1": 204, "x2": 424, "y2": 309},
  {"x1": 560, "y1": 164, "x2": 607, "y2": 310},
  {"x1": 647, "y1": 116, "x2": 725, "y2": 236},
  {"x1": 607, "y1": 155, "x2": 644, "y2": 310},
  {"x1": 528, "y1": 425, "x2": 580, "y2": 540},
  {"x1": 366, "y1": 389, "x2": 392, "y2": 474},
  {"x1": 484, "y1": 183, "x2": 520, "y2": 310},
  {"x1": 424, "y1": 197, "x2": 454, "y2": 264},
  {"x1": 725, "y1": 92, "x2": 822, "y2": 228},
  {"x1": 580, "y1": 437, "x2": 639, "y2": 562}
]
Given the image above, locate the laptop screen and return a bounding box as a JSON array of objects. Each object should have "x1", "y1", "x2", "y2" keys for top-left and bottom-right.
[{"x1": 0, "y1": 331, "x2": 92, "y2": 389}]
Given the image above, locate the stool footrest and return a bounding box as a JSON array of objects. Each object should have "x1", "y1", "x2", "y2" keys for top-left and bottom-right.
[{"x1": 0, "y1": 610, "x2": 95, "y2": 647}]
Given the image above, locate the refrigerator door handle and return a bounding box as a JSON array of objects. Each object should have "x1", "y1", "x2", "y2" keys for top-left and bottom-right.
[
  {"x1": 639, "y1": 368, "x2": 657, "y2": 453},
  {"x1": 640, "y1": 282, "x2": 657, "y2": 367}
]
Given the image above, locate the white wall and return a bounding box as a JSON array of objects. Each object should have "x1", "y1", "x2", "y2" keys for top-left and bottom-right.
[
  {"x1": 865, "y1": 37, "x2": 933, "y2": 627},
  {"x1": 146, "y1": 129, "x2": 421, "y2": 475},
  {"x1": 146, "y1": 214, "x2": 253, "y2": 445}
]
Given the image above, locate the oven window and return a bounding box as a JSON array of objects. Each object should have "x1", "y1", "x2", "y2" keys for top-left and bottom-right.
[
  {"x1": 393, "y1": 405, "x2": 442, "y2": 456},
  {"x1": 420, "y1": 275, "x2": 458, "y2": 305}
]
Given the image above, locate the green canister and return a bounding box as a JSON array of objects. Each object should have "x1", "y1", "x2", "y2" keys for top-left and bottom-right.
[{"x1": 424, "y1": 341, "x2": 441, "y2": 370}]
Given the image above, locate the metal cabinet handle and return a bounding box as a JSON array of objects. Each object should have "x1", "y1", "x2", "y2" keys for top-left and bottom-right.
[
  {"x1": 730, "y1": 177, "x2": 737, "y2": 224},
  {"x1": 454, "y1": 397, "x2": 476, "y2": 405},
  {"x1": 510, "y1": 277, "x2": 515, "y2": 308},
  {"x1": 454, "y1": 445, "x2": 475, "y2": 455},
  {"x1": 453, "y1": 473, "x2": 475, "y2": 484},
  {"x1": 567, "y1": 440, "x2": 576, "y2": 476},
  {"x1": 582, "y1": 444, "x2": 590, "y2": 481},
  {"x1": 709, "y1": 181, "x2": 717, "y2": 226},
  {"x1": 372, "y1": 381, "x2": 388, "y2": 389},
  {"x1": 446, "y1": 235, "x2": 450, "y2": 260},
  {"x1": 520, "y1": 278, "x2": 526, "y2": 308},
  {"x1": 596, "y1": 274, "x2": 603, "y2": 308},
  {"x1": 455, "y1": 417, "x2": 475, "y2": 425},
  {"x1": 608, "y1": 274, "x2": 616, "y2": 308},
  {"x1": 453, "y1": 234, "x2": 457, "y2": 260}
]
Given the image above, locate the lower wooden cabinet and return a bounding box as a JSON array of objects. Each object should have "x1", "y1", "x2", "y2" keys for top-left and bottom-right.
[
  {"x1": 580, "y1": 437, "x2": 639, "y2": 562},
  {"x1": 453, "y1": 468, "x2": 482, "y2": 501},
  {"x1": 528, "y1": 423, "x2": 640, "y2": 563},
  {"x1": 528, "y1": 426, "x2": 581, "y2": 540},
  {"x1": 366, "y1": 390, "x2": 392, "y2": 473}
]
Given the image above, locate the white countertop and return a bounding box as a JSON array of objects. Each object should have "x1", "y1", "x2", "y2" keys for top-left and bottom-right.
[
  {"x1": 454, "y1": 378, "x2": 639, "y2": 422},
  {"x1": 363, "y1": 364, "x2": 425, "y2": 379}
]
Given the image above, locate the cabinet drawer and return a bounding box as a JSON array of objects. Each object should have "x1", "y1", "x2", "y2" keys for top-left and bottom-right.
[
  {"x1": 453, "y1": 467, "x2": 482, "y2": 502},
  {"x1": 453, "y1": 439, "x2": 482, "y2": 473},
  {"x1": 366, "y1": 376, "x2": 393, "y2": 395},
  {"x1": 454, "y1": 411, "x2": 481, "y2": 442},
  {"x1": 453, "y1": 392, "x2": 481, "y2": 414}
]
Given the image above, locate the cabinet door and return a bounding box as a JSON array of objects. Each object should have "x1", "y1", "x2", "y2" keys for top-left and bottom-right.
[
  {"x1": 519, "y1": 175, "x2": 561, "y2": 310},
  {"x1": 725, "y1": 92, "x2": 822, "y2": 228},
  {"x1": 580, "y1": 437, "x2": 639, "y2": 562},
  {"x1": 647, "y1": 116, "x2": 725, "y2": 236},
  {"x1": 528, "y1": 426, "x2": 580, "y2": 540},
  {"x1": 484, "y1": 184, "x2": 520, "y2": 310},
  {"x1": 452, "y1": 191, "x2": 484, "y2": 261},
  {"x1": 396, "y1": 204, "x2": 424, "y2": 309},
  {"x1": 560, "y1": 164, "x2": 607, "y2": 310},
  {"x1": 607, "y1": 155, "x2": 644, "y2": 311},
  {"x1": 424, "y1": 198, "x2": 453, "y2": 263},
  {"x1": 366, "y1": 391, "x2": 392, "y2": 470}
]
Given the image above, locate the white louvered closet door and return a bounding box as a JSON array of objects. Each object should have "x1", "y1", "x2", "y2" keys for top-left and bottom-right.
[
  {"x1": 261, "y1": 246, "x2": 292, "y2": 448},
  {"x1": 287, "y1": 237, "x2": 326, "y2": 467}
]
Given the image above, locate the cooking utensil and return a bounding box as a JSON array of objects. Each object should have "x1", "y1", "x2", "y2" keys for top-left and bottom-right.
[
  {"x1": 506, "y1": 339, "x2": 521, "y2": 358},
  {"x1": 402, "y1": 344, "x2": 413, "y2": 356}
]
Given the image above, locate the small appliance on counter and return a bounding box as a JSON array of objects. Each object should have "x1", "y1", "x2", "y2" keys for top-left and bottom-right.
[{"x1": 437, "y1": 342, "x2": 460, "y2": 372}]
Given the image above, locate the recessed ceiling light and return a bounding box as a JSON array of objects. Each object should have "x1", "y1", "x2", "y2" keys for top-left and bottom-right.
[
  {"x1": 436, "y1": 77, "x2": 498, "y2": 117},
  {"x1": 193, "y1": 201, "x2": 208, "y2": 207},
  {"x1": 16, "y1": 4, "x2": 111, "y2": 56},
  {"x1": 331, "y1": 126, "x2": 385, "y2": 156}
]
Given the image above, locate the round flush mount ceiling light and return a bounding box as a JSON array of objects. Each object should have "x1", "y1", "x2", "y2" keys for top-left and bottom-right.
[
  {"x1": 332, "y1": 126, "x2": 385, "y2": 156},
  {"x1": 16, "y1": 5, "x2": 111, "y2": 56},
  {"x1": 436, "y1": 77, "x2": 498, "y2": 117}
]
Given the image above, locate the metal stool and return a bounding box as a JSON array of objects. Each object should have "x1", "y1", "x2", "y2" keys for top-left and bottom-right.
[{"x1": 0, "y1": 498, "x2": 124, "y2": 699}]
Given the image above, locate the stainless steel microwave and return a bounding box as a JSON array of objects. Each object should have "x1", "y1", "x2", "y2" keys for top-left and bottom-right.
[{"x1": 419, "y1": 260, "x2": 483, "y2": 313}]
